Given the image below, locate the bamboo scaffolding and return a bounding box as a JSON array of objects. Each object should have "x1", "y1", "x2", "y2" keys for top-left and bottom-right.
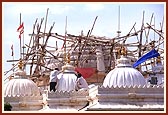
[{"x1": 5, "y1": 10, "x2": 164, "y2": 84}]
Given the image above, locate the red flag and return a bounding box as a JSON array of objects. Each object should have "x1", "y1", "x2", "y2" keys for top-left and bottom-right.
[
  {"x1": 11, "y1": 44, "x2": 13, "y2": 56},
  {"x1": 17, "y1": 22, "x2": 24, "y2": 32},
  {"x1": 17, "y1": 22, "x2": 24, "y2": 39}
]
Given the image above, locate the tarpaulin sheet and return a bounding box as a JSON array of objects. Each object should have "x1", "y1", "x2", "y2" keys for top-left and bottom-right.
[
  {"x1": 133, "y1": 49, "x2": 160, "y2": 68},
  {"x1": 75, "y1": 68, "x2": 96, "y2": 79}
]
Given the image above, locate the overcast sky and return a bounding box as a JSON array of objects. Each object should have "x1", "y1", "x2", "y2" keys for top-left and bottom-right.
[{"x1": 2, "y1": 2, "x2": 165, "y2": 78}]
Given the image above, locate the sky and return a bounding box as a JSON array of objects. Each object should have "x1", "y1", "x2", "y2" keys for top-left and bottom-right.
[{"x1": 2, "y1": 2, "x2": 165, "y2": 79}]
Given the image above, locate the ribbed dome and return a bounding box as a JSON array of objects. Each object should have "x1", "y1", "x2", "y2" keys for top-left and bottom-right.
[
  {"x1": 4, "y1": 78, "x2": 40, "y2": 96},
  {"x1": 55, "y1": 64, "x2": 77, "y2": 92},
  {"x1": 103, "y1": 56, "x2": 146, "y2": 87}
]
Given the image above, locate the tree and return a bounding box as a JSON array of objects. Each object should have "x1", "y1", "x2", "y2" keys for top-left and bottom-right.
[{"x1": 4, "y1": 102, "x2": 12, "y2": 111}]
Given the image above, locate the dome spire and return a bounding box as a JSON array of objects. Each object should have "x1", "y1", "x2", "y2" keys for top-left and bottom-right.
[
  {"x1": 120, "y1": 47, "x2": 127, "y2": 56},
  {"x1": 18, "y1": 59, "x2": 23, "y2": 69},
  {"x1": 66, "y1": 53, "x2": 71, "y2": 64},
  {"x1": 156, "y1": 56, "x2": 161, "y2": 64},
  {"x1": 117, "y1": 46, "x2": 127, "y2": 59},
  {"x1": 14, "y1": 59, "x2": 26, "y2": 78}
]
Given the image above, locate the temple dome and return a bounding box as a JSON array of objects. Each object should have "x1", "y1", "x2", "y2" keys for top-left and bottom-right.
[
  {"x1": 103, "y1": 56, "x2": 146, "y2": 87},
  {"x1": 4, "y1": 78, "x2": 40, "y2": 97},
  {"x1": 55, "y1": 64, "x2": 77, "y2": 92}
]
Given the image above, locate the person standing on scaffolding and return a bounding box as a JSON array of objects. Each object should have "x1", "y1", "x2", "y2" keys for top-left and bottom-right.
[{"x1": 49, "y1": 67, "x2": 59, "y2": 92}]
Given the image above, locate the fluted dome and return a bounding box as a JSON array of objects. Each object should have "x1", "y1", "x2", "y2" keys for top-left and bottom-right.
[
  {"x1": 103, "y1": 56, "x2": 146, "y2": 87},
  {"x1": 4, "y1": 78, "x2": 40, "y2": 96},
  {"x1": 55, "y1": 64, "x2": 77, "y2": 92}
]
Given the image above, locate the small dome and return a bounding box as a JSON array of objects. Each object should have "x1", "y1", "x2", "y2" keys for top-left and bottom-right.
[
  {"x1": 55, "y1": 64, "x2": 77, "y2": 92},
  {"x1": 4, "y1": 78, "x2": 40, "y2": 96},
  {"x1": 103, "y1": 56, "x2": 146, "y2": 87}
]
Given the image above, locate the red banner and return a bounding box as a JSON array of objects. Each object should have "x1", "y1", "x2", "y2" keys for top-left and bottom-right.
[{"x1": 75, "y1": 67, "x2": 96, "y2": 78}]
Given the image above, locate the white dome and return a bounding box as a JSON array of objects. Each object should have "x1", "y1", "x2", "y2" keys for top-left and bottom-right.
[
  {"x1": 4, "y1": 78, "x2": 40, "y2": 97},
  {"x1": 56, "y1": 72, "x2": 77, "y2": 92},
  {"x1": 103, "y1": 56, "x2": 146, "y2": 87},
  {"x1": 54, "y1": 64, "x2": 77, "y2": 92}
]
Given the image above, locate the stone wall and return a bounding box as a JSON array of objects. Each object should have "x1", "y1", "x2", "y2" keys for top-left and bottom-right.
[
  {"x1": 87, "y1": 85, "x2": 164, "y2": 111},
  {"x1": 4, "y1": 95, "x2": 43, "y2": 111},
  {"x1": 47, "y1": 85, "x2": 98, "y2": 110}
]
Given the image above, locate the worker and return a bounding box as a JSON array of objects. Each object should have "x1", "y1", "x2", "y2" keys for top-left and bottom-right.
[
  {"x1": 49, "y1": 67, "x2": 59, "y2": 92},
  {"x1": 76, "y1": 72, "x2": 88, "y2": 91}
]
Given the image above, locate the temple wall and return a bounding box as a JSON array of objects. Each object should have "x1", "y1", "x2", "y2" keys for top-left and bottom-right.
[
  {"x1": 4, "y1": 95, "x2": 43, "y2": 111},
  {"x1": 46, "y1": 85, "x2": 98, "y2": 110},
  {"x1": 96, "y1": 85, "x2": 164, "y2": 110}
]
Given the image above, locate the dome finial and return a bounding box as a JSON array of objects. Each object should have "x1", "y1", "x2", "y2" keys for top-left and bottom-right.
[
  {"x1": 120, "y1": 47, "x2": 127, "y2": 56},
  {"x1": 156, "y1": 56, "x2": 161, "y2": 63},
  {"x1": 67, "y1": 53, "x2": 70, "y2": 64},
  {"x1": 64, "y1": 52, "x2": 71, "y2": 64},
  {"x1": 18, "y1": 59, "x2": 23, "y2": 69}
]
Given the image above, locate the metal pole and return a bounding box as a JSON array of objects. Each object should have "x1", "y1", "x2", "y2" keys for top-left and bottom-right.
[
  {"x1": 19, "y1": 13, "x2": 22, "y2": 59},
  {"x1": 117, "y1": 6, "x2": 121, "y2": 37},
  {"x1": 64, "y1": 16, "x2": 67, "y2": 63},
  {"x1": 22, "y1": 25, "x2": 25, "y2": 59},
  {"x1": 12, "y1": 45, "x2": 14, "y2": 75}
]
